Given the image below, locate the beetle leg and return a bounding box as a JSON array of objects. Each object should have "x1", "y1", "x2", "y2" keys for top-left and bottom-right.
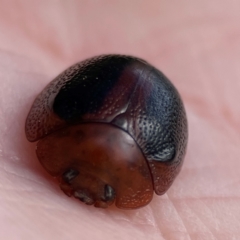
[{"x1": 62, "y1": 169, "x2": 79, "y2": 183}]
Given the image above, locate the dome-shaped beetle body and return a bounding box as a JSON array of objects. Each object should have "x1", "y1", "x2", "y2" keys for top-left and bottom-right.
[{"x1": 25, "y1": 55, "x2": 188, "y2": 209}]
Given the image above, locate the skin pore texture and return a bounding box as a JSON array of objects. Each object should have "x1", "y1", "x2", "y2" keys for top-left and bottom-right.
[{"x1": 0, "y1": 1, "x2": 239, "y2": 239}]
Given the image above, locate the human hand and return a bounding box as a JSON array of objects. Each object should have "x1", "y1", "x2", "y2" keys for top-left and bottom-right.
[{"x1": 0, "y1": 1, "x2": 239, "y2": 239}]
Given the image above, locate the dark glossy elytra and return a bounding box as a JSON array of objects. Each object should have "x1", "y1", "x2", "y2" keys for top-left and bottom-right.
[{"x1": 25, "y1": 54, "x2": 188, "y2": 209}]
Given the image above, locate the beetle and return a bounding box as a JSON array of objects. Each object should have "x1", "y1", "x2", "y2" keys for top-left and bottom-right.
[{"x1": 25, "y1": 55, "x2": 188, "y2": 209}]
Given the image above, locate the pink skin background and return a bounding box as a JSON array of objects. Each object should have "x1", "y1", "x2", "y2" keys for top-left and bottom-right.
[{"x1": 0, "y1": 1, "x2": 239, "y2": 239}]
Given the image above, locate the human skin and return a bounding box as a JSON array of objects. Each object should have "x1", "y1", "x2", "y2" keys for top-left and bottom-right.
[{"x1": 0, "y1": 1, "x2": 239, "y2": 239}]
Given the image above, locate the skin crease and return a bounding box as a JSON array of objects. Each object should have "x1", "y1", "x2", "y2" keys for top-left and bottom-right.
[{"x1": 0, "y1": 0, "x2": 240, "y2": 239}]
